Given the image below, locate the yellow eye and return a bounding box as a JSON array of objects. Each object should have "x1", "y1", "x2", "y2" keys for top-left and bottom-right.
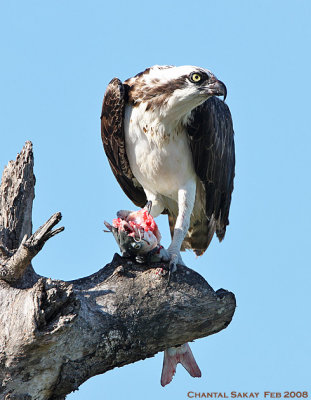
[{"x1": 190, "y1": 73, "x2": 202, "y2": 83}]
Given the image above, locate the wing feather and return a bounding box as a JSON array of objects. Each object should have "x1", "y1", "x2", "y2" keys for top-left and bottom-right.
[
  {"x1": 186, "y1": 96, "x2": 235, "y2": 252},
  {"x1": 100, "y1": 78, "x2": 147, "y2": 208}
]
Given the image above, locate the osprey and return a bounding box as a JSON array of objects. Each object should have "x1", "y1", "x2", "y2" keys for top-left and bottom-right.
[{"x1": 101, "y1": 65, "x2": 235, "y2": 270}]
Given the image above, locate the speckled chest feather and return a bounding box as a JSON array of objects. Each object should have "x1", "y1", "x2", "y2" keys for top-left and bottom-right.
[{"x1": 123, "y1": 102, "x2": 196, "y2": 198}]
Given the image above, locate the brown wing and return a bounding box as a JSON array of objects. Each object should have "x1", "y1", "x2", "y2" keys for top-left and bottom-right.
[
  {"x1": 100, "y1": 78, "x2": 147, "y2": 208},
  {"x1": 174, "y1": 96, "x2": 235, "y2": 255}
]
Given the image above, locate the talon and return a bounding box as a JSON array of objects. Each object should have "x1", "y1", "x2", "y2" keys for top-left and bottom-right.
[
  {"x1": 169, "y1": 260, "x2": 178, "y2": 274},
  {"x1": 167, "y1": 267, "x2": 174, "y2": 286},
  {"x1": 145, "y1": 200, "x2": 152, "y2": 214},
  {"x1": 167, "y1": 254, "x2": 178, "y2": 286}
]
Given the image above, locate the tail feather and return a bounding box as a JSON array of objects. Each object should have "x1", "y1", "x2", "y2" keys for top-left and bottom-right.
[{"x1": 160, "y1": 343, "x2": 201, "y2": 387}]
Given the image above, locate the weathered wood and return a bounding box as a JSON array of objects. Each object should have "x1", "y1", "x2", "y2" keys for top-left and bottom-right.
[
  {"x1": 0, "y1": 212, "x2": 64, "y2": 284},
  {"x1": 0, "y1": 143, "x2": 236, "y2": 400},
  {"x1": 0, "y1": 141, "x2": 34, "y2": 251}
]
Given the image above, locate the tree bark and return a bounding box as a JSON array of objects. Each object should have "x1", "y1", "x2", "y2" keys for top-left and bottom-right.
[{"x1": 0, "y1": 142, "x2": 236, "y2": 400}]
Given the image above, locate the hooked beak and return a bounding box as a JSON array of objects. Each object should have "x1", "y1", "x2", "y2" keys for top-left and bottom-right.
[{"x1": 204, "y1": 79, "x2": 227, "y2": 101}]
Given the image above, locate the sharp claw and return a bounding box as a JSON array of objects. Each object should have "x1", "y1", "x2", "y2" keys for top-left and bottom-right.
[
  {"x1": 167, "y1": 255, "x2": 178, "y2": 287},
  {"x1": 167, "y1": 268, "x2": 173, "y2": 287},
  {"x1": 167, "y1": 265, "x2": 176, "y2": 287},
  {"x1": 145, "y1": 200, "x2": 152, "y2": 215}
]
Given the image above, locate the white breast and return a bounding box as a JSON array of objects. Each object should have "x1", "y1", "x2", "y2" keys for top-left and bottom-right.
[{"x1": 124, "y1": 104, "x2": 196, "y2": 199}]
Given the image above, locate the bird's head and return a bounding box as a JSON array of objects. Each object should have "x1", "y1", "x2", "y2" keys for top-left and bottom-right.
[{"x1": 125, "y1": 65, "x2": 227, "y2": 120}]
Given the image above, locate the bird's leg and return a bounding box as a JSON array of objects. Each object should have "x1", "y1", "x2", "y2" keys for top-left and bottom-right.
[{"x1": 167, "y1": 181, "x2": 196, "y2": 274}]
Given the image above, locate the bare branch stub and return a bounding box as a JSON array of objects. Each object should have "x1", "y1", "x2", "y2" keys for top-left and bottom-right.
[
  {"x1": 0, "y1": 212, "x2": 64, "y2": 283},
  {"x1": 25, "y1": 211, "x2": 64, "y2": 251},
  {"x1": 0, "y1": 141, "x2": 35, "y2": 251}
]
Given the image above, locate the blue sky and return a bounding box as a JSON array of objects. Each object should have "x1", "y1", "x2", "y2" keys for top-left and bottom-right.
[{"x1": 0, "y1": 1, "x2": 310, "y2": 398}]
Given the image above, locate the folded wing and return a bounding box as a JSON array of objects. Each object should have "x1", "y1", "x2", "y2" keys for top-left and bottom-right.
[{"x1": 100, "y1": 78, "x2": 147, "y2": 207}]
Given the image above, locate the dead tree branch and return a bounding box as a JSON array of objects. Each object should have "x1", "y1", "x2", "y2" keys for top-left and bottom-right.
[{"x1": 0, "y1": 143, "x2": 236, "y2": 400}]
